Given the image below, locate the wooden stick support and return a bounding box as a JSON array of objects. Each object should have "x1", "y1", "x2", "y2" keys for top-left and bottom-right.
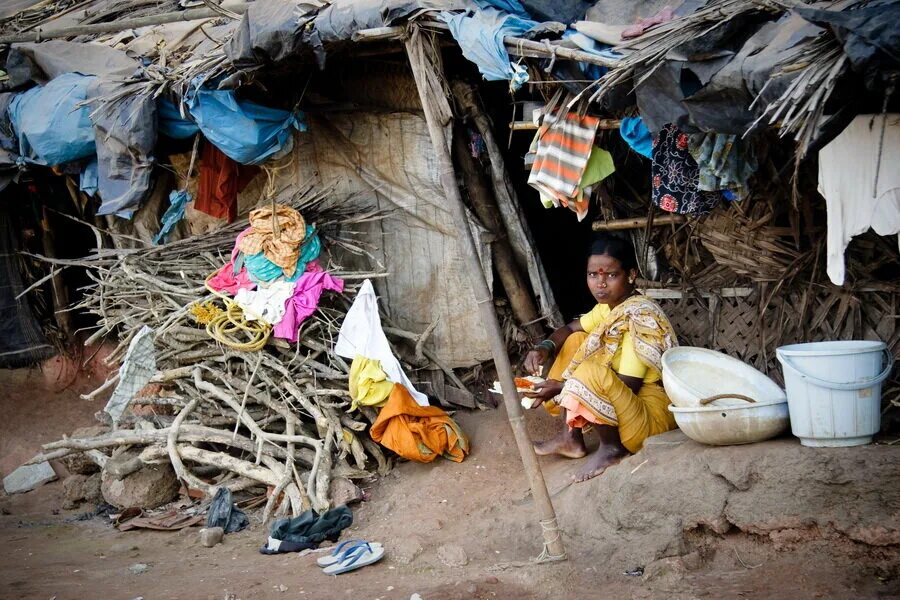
[
  {"x1": 593, "y1": 214, "x2": 686, "y2": 231},
  {"x1": 405, "y1": 25, "x2": 566, "y2": 562}
]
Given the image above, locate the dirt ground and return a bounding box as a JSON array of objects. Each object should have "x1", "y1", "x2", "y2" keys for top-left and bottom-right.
[{"x1": 1, "y1": 362, "x2": 898, "y2": 600}]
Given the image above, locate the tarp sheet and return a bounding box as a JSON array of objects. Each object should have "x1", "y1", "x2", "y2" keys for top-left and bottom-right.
[
  {"x1": 307, "y1": 111, "x2": 494, "y2": 367},
  {"x1": 6, "y1": 41, "x2": 136, "y2": 87},
  {"x1": 89, "y1": 79, "x2": 157, "y2": 217},
  {"x1": 224, "y1": 0, "x2": 325, "y2": 71},
  {"x1": 8, "y1": 73, "x2": 96, "y2": 166},
  {"x1": 0, "y1": 209, "x2": 54, "y2": 368},
  {"x1": 314, "y1": 0, "x2": 467, "y2": 42},
  {"x1": 185, "y1": 89, "x2": 305, "y2": 165}
]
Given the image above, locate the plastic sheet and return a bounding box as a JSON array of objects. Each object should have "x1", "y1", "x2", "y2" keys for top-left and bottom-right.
[
  {"x1": 8, "y1": 73, "x2": 96, "y2": 166},
  {"x1": 186, "y1": 88, "x2": 306, "y2": 165},
  {"x1": 206, "y1": 488, "x2": 249, "y2": 533},
  {"x1": 157, "y1": 98, "x2": 199, "y2": 139},
  {"x1": 442, "y1": 7, "x2": 537, "y2": 90},
  {"x1": 153, "y1": 189, "x2": 191, "y2": 245}
]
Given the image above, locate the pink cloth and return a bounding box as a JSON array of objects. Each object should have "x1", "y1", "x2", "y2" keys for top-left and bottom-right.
[
  {"x1": 273, "y1": 261, "x2": 344, "y2": 342},
  {"x1": 208, "y1": 229, "x2": 256, "y2": 296}
]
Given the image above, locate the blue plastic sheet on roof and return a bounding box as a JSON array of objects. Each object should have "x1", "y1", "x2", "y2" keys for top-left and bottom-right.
[
  {"x1": 8, "y1": 73, "x2": 96, "y2": 166},
  {"x1": 80, "y1": 158, "x2": 98, "y2": 196},
  {"x1": 442, "y1": 7, "x2": 538, "y2": 91},
  {"x1": 184, "y1": 87, "x2": 306, "y2": 165},
  {"x1": 153, "y1": 189, "x2": 191, "y2": 245},
  {"x1": 478, "y1": 0, "x2": 531, "y2": 19},
  {"x1": 158, "y1": 98, "x2": 200, "y2": 139}
]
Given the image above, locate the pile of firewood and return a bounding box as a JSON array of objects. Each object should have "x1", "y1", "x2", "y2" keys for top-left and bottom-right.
[{"x1": 29, "y1": 186, "x2": 432, "y2": 521}]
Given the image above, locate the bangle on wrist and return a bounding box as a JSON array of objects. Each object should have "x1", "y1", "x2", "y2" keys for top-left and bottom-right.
[{"x1": 535, "y1": 339, "x2": 556, "y2": 353}]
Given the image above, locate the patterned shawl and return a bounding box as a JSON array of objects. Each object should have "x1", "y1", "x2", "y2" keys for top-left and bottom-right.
[{"x1": 562, "y1": 295, "x2": 678, "y2": 380}]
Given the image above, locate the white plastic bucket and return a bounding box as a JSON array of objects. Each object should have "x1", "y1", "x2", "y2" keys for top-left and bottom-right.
[{"x1": 776, "y1": 341, "x2": 894, "y2": 447}]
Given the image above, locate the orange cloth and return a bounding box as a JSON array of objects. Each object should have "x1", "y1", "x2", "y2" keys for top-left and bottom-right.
[
  {"x1": 238, "y1": 205, "x2": 306, "y2": 277},
  {"x1": 370, "y1": 384, "x2": 469, "y2": 463}
]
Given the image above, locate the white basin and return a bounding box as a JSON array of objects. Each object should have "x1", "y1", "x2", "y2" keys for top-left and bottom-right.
[{"x1": 662, "y1": 347, "x2": 786, "y2": 408}]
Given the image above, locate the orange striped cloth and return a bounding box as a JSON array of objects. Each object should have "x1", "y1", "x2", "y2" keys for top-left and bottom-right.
[{"x1": 528, "y1": 111, "x2": 601, "y2": 220}]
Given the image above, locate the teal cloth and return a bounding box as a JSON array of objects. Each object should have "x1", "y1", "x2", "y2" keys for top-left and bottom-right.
[{"x1": 244, "y1": 225, "x2": 321, "y2": 283}]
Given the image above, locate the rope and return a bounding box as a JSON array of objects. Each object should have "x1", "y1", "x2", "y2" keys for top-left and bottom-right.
[
  {"x1": 196, "y1": 272, "x2": 271, "y2": 352},
  {"x1": 534, "y1": 517, "x2": 566, "y2": 563}
]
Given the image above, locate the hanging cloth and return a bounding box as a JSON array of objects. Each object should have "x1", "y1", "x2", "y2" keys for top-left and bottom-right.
[
  {"x1": 651, "y1": 124, "x2": 721, "y2": 215},
  {"x1": 195, "y1": 140, "x2": 259, "y2": 222},
  {"x1": 334, "y1": 280, "x2": 429, "y2": 406}
]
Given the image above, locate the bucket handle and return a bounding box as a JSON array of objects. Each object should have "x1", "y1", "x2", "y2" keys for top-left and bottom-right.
[
  {"x1": 699, "y1": 394, "x2": 757, "y2": 406},
  {"x1": 778, "y1": 348, "x2": 894, "y2": 391}
]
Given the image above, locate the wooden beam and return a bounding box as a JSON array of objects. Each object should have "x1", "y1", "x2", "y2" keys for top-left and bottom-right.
[
  {"x1": 592, "y1": 214, "x2": 686, "y2": 231},
  {"x1": 511, "y1": 118, "x2": 621, "y2": 131},
  {"x1": 642, "y1": 287, "x2": 754, "y2": 300},
  {"x1": 0, "y1": 2, "x2": 250, "y2": 44}
]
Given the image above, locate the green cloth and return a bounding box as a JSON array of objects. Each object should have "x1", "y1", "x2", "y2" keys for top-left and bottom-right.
[{"x1": 580, "y1": 146, "x2": 616, "y2": 187}]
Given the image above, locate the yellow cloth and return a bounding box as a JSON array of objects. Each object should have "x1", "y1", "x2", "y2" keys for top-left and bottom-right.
[
  {"x1": 348, "y1": 356, "x2": 394, "y2": 411},
  {"x1": 579, "y1": 304, "x2": 656, "y2": 382},
  {"x1": 549, "y1": 295, "x2": 679, "y2": 452},
  {"x1": 237, "y1": 205, "x2": 306, "y2": 277},
  {"x1": 370, "y1": 384, "x2": 469, "y2": 463}
]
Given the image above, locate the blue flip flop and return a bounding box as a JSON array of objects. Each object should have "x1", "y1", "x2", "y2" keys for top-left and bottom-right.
[
  {"x1": 316, "y1": 540, "x2": 383, "y2": 567},
  {"x1": 321, "y1": 541, "x2": 385, "y2": 575}
]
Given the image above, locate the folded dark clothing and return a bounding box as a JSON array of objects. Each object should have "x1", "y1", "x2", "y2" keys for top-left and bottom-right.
[{"x1": 259, "y1": 505, "x2": 353, "y2": 555}]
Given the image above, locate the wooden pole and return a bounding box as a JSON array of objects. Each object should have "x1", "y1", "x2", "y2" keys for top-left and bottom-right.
[
  {"x1": 450, "y1": 124, "x2": 543, "y2": 339},
  {"x1": 40, "y1": 206, "x2": 74, "y2": 340},
  {"x1": 592, "y1": 214, "x2": 686, "y2": 231},
  {"x1": 404, "y1": 25, "x2": 565, "y2": 562},
  {"x1": 0, "y1": 2, "x2": 250, "y2": 44}
]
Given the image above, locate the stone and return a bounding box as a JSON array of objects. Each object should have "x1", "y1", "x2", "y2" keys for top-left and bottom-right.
[
  {"x1": 328, "y1": 477, "x2": 363, "y2": 507},
  {"x1": 392, "y1": 536, "x2": 424, "y2": 565},
  {"x1": 61, "y1": 426, "x2": 108, "y2": 475},
  {"x1": 437, "y1": 544, "x2": 468, "y2": 567},
  {"x1": 200, "y1": 527, "x2": 224, "y2": 548},
  {"x1": 101, "y1": 463, "x2": 179, "y2": 509},
  {"x1": 128, "y1": 563, "x2": 149, "y2": 575},
  {"x1": 3, "y1": 459, "x2": 57, "y2": 494},
  {"x1": 61, "y1": 473, "x2": 103, "y2": 508}
]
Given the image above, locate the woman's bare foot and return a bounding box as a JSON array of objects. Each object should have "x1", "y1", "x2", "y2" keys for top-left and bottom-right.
[
  {"x1": 573, "y1": 443, "x2": 628, "y2": 482},
  {"x1": 533, "y1": 431, "x2": 587, "y2": 459}
]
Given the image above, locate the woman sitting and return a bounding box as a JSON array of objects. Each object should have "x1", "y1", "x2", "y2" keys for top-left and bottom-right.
[{"x1": 524, "y1": 234, "x2": 678, "y2": 482}]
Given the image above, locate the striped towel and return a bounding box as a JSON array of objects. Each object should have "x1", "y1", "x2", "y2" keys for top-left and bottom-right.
[{"x1": 528, "y1": 111, "x2": 601, "y2": 200}]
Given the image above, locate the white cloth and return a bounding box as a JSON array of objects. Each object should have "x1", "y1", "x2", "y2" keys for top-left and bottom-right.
[
  {"x1": 818, "y1": 114, "x2": 900, "y2": 285},
  {"x1": 105, "y1": 325, "x2": 155, "y2": 426},
  {"x1": 334, "y1": 279, "x2": 429, "y2": 406},
  {"x1": 234, "y1": 280, "x2": 296, "y2": 325}
]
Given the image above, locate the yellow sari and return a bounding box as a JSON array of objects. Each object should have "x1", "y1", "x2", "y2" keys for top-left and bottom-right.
[{"x1": 549, "y1": 295, "x2": 678, "y2": 453}]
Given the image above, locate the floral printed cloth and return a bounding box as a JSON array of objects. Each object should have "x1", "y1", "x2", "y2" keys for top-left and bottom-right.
[{"x1": 651, "y1": 124, "x2": 721, "y2": 215}]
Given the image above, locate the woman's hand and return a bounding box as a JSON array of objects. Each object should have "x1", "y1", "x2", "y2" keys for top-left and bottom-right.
[
  {"x1": 524, "y1": 348, "x2": 550, "y2": 375},
  {"x1": 523, "y1": 379, "x2": 563, "y2": 409}
]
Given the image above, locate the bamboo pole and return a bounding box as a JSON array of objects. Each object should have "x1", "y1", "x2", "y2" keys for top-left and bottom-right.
[
  {"x1": 0, "y1": 2, "x2": 250, "y2": 44},
  {"x1": 404, "y1": 25, "x2": 565, "y2": 562},
  {"x1": 592, "y1": 214, "x2": 686, "y2": 231}
]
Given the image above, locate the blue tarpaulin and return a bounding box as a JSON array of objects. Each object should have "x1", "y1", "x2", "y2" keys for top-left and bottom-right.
[
  {"x1": 80, "y1": 158, "x2": 98, "y2": 196},
  {"x1": 442, "y1": 7, "x2": 537, "y2": 91},
  {"x1": 153, "y1": 189, "x2": 190, "y2": 244},
  {"x1": 157, "y1": 98, "x2": 200, "y2": 139},
  {"x1": 479, "y1": 0, "x2": 531, "y2": 19},
  {"x1": 185, "y1": 88, "x2": 306, "y2": 165},
  {"x1": 8, "y1": 73, "x2": 96, "y2": 166}
]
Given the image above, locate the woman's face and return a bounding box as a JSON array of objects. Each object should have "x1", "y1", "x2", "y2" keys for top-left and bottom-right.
[{"x1": 586, "y1": 253, "x2": 635, "y2": 307}]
